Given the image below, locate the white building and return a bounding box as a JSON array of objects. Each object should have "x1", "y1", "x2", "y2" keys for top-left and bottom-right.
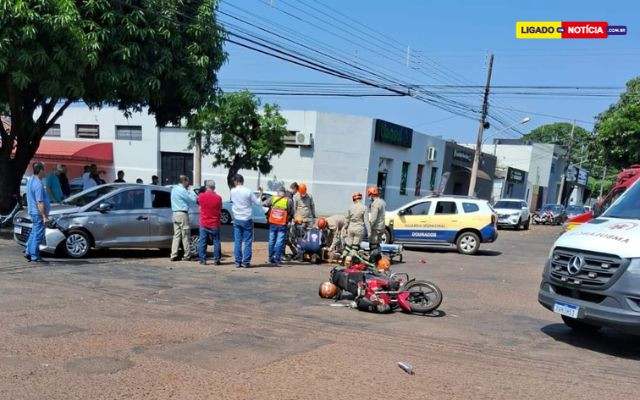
[
  {"x1": 465, "y1": 139, "x2": 567, "y2": 208},
  {"x1": 35, "y1": 106, "x2": 447, "y2": 215}
]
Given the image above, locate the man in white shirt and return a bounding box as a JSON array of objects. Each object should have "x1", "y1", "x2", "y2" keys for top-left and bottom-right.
[{"x1": 230, "y1": 174, "x2": 262, "y2": 268}]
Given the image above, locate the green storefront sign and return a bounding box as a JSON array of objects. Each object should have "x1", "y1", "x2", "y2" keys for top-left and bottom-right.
[{"x1": 374, "y1": 119, "x2": 413, "y2": 148}]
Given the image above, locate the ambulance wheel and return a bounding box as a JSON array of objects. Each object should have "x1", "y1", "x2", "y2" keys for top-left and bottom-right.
[
  {"x1": 220, "y1": 210, "x2": 232, "y2": 225},
  {"x1": 311, "y1": 254, "x2": 321, "y2": 264},
  {"x1": 456, "y1": 232, "x2": 479, "y2": 255}
]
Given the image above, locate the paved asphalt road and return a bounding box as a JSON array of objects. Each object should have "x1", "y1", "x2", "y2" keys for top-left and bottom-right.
[{"x1": 0, "y1": 224, "x2": 639, "y2": 400}]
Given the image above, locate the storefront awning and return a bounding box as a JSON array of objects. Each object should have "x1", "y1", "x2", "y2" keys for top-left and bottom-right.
[
  {"x1": 456, "y1": 166, "x2": 492, "y2": 181},
  {"x1": 35, "y1": 139, "x2": 113, "y2": 163}
]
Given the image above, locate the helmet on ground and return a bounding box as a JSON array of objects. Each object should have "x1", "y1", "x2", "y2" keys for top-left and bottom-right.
[
  {"x1": 294, "y1": 215, "x2": 304, "y2": 224},
  {"x1": 318, "y1": 281, "x2": 337, "y2": 298},
  {"x1": 317, "y1": 217, "x2": 328, "y2": 229},
  {"x1": 352, "y1": 192, "x2": 362, "y2": 201},
  {"x1": 298, "y1": 183, "x2": 308, "y2": 195},
  {"x1": 377, "y1": 257, "x2": 391, "y2": 273},
  {"x1": 367, "y1": 186, "x2": 379, "y2": 197}
]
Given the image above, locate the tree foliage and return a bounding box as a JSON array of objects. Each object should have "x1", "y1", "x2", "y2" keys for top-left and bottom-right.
[
  {"x1": 0, "y1": 0, "x2": 226, "y2": 211},
  {"x1": 522, "y1": 122, "x2": 593, "y2": 164},
  {"x1": 592, "y1": 77, "x2": 640, "y2": 169},
  {"x1": 187, "y1": 91, "x2": 288, "y2": 189}
]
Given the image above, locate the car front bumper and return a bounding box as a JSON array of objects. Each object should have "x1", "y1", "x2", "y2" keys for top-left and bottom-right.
[{"x1": 13, "y1": 223, "x2": 66, "y2": 254}]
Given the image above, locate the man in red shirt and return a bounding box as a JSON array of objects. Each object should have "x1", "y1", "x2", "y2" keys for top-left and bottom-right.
[{"x1": 197, "y1": 180, "x2": 222, "y2": 265}]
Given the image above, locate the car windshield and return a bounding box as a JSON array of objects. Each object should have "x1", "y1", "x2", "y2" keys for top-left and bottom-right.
[
  {"x1": 62, "y1": 185, "x2": 119, "y2": 207},
  {"x1": 494, "y1": 201, "x2": 520, "y2": 209},
  {"x1": 603, "y1": 181, "x2": 640, "y2": 220},
  {"x1": 566, "y1": 205, "x2": 585, "y2": 213}
]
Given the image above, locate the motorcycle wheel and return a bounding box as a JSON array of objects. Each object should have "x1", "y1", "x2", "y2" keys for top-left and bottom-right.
[{"x1": 404, "y1": 280, "x2": 443, "y2": 314}]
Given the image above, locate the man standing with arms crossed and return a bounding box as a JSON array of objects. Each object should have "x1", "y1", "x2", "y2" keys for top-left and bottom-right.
[
  {"x1": 230, "y1": 174, "x2": 262, "y2": 268},
  {"x1": 197, "y1": 180, "x2": 222, "y2": 266},
  {"x1": 25, "y1": 161, "x2": 50, "y2": 263},
  {"x1": 367, "y1": 186, "x2": 386, "y2": 264},
  {"x1": 170, "y1": 175, "x2": 197, "y2": 262}
]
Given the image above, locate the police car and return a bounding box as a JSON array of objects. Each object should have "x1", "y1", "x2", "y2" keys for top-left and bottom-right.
[{"x1": 383, "y1": 195, "x2": 498, "y2": 255}]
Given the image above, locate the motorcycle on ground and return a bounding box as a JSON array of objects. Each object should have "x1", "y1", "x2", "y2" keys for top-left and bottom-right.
[{"x1": 322, "y1": 250, "x2": 443, "y2": 314}]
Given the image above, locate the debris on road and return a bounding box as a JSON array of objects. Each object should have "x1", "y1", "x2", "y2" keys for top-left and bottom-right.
[{"x1": 398, "y1": 361, "x2": 414, "y2": 375}]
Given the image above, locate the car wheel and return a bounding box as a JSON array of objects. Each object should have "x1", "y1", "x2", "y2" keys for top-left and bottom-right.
[
  {"x1": 561, "y1": 316, "x2": 602, "y2": 332},
  {"x1": 524, "y1": 218, "x2": 530, "y2": 230},
  {"x1": 220, "y1": 210, "x2": 232, "y2": 225},
  {"x1": 383, "y1": 228, "x2": 393, "y2": 244},
  {"x1": 456, "y1": 232, "x2": 479, "y2": 255},
  {"x1": 189, "y1": 234, "x2": 200, "y2": 256},
  {"x1": 64, "y1": 230, "x2": 91, "y2": 258},
  {"x1": 515, "y1": 218, "x2": 522, "y2": 230}
]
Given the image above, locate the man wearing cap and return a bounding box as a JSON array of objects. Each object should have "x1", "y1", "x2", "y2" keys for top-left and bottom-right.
[
  {"x1": 44, "y1": 164, "x2": 64, "y2": 203},
  {"x1": 197, "y1": 180, "x2": 222, "y2": 265},
  {"x1": 263, "y1": 186, "x2": 294, "y2": 266},
  {"x1": 25, "y1": 162, "x2": 50, "y2": 263}
]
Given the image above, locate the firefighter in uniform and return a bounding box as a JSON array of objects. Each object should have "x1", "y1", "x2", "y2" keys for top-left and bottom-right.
[
  {"x1": 293, "y1": 182, "x2": 316, "y2": 228},
  {"x1": 343, "y1": 192, "x2": 370, "y2": 258},
  {"x1": 325, "y1": 214, "x2": 346, "y2": 253},
  {"x1": 367, "y1": 186, "x2": 386, "y2": 264}
]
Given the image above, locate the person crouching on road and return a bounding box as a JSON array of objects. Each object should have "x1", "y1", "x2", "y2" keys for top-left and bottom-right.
[
  {"x1": 170, "y1": 175, "x2": 197, "y2": 262},
  {"x1": 325, "y1": 214, "x2": 346, "y2": 254},
  {"x1": 198, "y1": 180, "x2": 222, "y2": 266},
  {"x1": 264, "y1": 186, "x2": 294, "y2": 266},
  {"x1": 293, "y1": 183, "x2": 316, "y2": 228},
  {"x1": 343, "y1": 192, "x2": 370, "y2": 258},
  {"x1": 25, "y1": 161, "x2": 50, "y2": 263},
  {"x1": 230, "y1": 174, "x2": 263, "y2": 268},
  {"x1": 367, "y1": 186, "x2": 386, "y2": 264}
]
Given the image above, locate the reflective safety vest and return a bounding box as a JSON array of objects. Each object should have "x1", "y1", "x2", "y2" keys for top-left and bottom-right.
[{"x1": 268, "y1": 196, "x2": 289, "y2": 226}]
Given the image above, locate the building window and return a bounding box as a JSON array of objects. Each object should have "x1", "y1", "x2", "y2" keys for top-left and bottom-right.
[
  {"x1": 400, "y1": 162, "x2": 410, "y2": 195},
  {"x1": 415, "y1": 164, "x2": 424, "y2": 196},
  {"x1": 430, "y1": 167, "x2": 438, "y2": 191},
  {"x1": 116, "y1": 125, "x2": 142, "y2": 141},
  {"x1": 75, "y1": 124, "x2": 100, "y2": 139},
  {"x1": 45, "y1": 124, "x2": 61, "y2": 137}
]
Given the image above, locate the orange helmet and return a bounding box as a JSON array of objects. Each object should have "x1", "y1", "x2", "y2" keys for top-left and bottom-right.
[
  {"x1": 377, "y1": 257, "x2": 391, "y2": 273},
  {"x1": 298, "y1": 183, "x2": 307, "y2": 195},
  {"x1": 317, "y1": 217, "x2": 328, "y2": 229},
  {"x1": 367, "y1": 186, "x2": 379, "y2": 197},
  {"x1": 352, "y1": 192, "x2": 362, "y2": 201},
  {"x1": 318, "y1": 281, "x2": 337, "y2": 298},
  {"x1": 294, "y1": 215, "x2": 304, "y2": 224}
]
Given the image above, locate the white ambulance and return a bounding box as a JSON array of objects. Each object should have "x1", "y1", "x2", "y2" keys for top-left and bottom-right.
[{"x1": 539, "y1": 178, "x2": 640, "y2": 334}]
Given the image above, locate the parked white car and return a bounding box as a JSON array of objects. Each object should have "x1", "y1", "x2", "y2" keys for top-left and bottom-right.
[
  {"x1": 221, "y1": 191, "x2": 274, "y2": 225},
  {"x1": 493, "y1": 199, "x2": 530, "y2": 230}
]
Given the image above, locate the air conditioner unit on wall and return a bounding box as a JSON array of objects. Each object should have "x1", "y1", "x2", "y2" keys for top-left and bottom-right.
[
  {"x1": 295, "y1": 132, "x2": 312, "y2": 146},
  {"x1": 427, "y1": 147, "x2": 437, "y2": 162}
]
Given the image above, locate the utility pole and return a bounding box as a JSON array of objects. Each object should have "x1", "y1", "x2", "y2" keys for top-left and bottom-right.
[
  {"x1": 194, "y1": 134, "x2": 202, "y2": 187},
  {"x1": 557, "y1": 120, "x2": 575, "y2": 205},
  {"x1": 599, "y1": 164, "x2": 607, "y2": 198},
  {"x1": 468, "y1": 53, "x2": 494, "y2": 197}
]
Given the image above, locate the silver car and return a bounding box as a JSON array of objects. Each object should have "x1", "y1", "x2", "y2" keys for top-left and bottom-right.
[{"x1": 13, "y1": 184, "x2": 200, "y2": 258}]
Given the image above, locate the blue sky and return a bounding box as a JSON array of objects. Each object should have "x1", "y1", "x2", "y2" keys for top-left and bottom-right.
[{"x1": 217, "y1": 0, "x2": 638, "y2": 143}]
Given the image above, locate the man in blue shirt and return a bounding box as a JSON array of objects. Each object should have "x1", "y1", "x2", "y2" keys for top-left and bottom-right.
[
  {"x1": 170, "y1": 175, "x2": 197, "y2": 261},
  {"x1": 44, "y1": 164, "x2": 64, "y2": 203},
  {"x1": 25, "y1": 161, "x2": 51, "y2": 262}
]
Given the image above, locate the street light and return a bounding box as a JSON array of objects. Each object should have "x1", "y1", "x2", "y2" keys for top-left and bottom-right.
[{"x1": 489, "y1": 117, "x2": 531, "y2": 156}]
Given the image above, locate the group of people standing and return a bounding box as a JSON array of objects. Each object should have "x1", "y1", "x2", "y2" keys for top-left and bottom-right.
[{"x1": 113, "y1": 169, "x2": 159, "y2": 185}]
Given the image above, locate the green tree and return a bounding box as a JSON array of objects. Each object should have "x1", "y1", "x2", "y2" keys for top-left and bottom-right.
[
  {"x1": 0, "y1": 0, "x2": 226, "y2": 211},
  {"x1": 592, "y1": 77, "x2": 640, "y2": 169},
  {"x1": 187, "y1": 91, "x2": 288, "y2": 189},
  {"x1": 522, "y1": 122, "x2": 593, "y2": 164}
]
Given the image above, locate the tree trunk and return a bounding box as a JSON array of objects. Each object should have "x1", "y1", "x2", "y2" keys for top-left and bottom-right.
[{"x1": 0, "y1": 157, "x2": 21, "y2": 212}]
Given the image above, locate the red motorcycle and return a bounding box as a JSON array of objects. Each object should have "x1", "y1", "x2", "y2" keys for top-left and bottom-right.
[{"x1": 323, "y1": 261, "x2": 443, "y2": 314}]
